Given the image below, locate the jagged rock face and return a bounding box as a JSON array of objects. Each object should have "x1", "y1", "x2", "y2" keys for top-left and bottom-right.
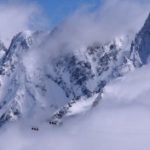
[
  {"x1": 48, "y1": 39, "x2": 133, "y2": 101},
  {"x1": 3, "y1": 13, "x2": 149, "y2": 127},
  {"x1": 0, "y1": 31, "x2": 71, "y2": 126},
  {"x1": 0, "y1": 41, "x2": 7, "y2": 62},
  {"x1": 48, "y1": 37, "x2": 136, "y2": 124},
  {"x1": 0, "y1": 13, "x2": 149, "y2": 127},
  {"x1": 130, "y1": 13, "x2": 150, "y2": 66},
  {"x1": 0, "y1": 30, "x2": 134, "y2": 126}
]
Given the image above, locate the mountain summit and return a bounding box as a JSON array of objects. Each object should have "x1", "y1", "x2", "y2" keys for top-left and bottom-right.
[
  {"x1": 0, "y1": 13, "x2": 150, "y2": 127},
  {"x1": 130, "y1": 13, "x2": 150, "y2": 66}
]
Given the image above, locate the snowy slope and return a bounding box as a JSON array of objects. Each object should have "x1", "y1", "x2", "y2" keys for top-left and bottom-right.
[
  {"x1": 0, "y1": 12, "x2": 150, "y2": 127},
  {"x1": 0, "y1": 29, "x2": 134, "y2": 127},
  {"x1": 130, "y1": 13, "x2": 150, "y2": 66},
  {"x1": 1, "y1": 63, "x2": 150, "y2": 150},
  {"x1": 0, "y1": 31, "x2": 70, "y2": 126}
]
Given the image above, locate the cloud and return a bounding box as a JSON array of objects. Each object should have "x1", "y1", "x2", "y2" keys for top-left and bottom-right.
[
  {"x1": 1, "y1": 61, "x2": 150, "y2": 150},
  {"x1": 49, "y1": 0, "x2": 150, "y2": 50},
  {"x1": 0, "y1": 2, "x2": 48, "y2": 47},
  {"x1": 1, "y1": 64, "x2": 150, "y2": 150},
  {"x1": 0, "y1": 0, "x2": 149, "y2": 50}
]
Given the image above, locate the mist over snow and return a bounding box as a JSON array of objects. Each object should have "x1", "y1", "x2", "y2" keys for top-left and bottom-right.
[
  {"x1": 0, "y1": 0, "x2": 150, "y2": 150},
  {"x1": 47, "y1": 0, "x2": 150, "y2": 50},
  {"x1": 0, "y1": 0, "x2": 149, "y2": 49},
  {"x1": 0, "y1": 1, "x2": 48, "y2": 47},
  {"x1": 25, "y1": 0, "x2": 150, "y2": 62},
  {"x1": 21, "y1": 0, "x2": 150, "y2": 62},
  {"x1": 1, "y1": 63, "x2": 150, "y2": 150}
]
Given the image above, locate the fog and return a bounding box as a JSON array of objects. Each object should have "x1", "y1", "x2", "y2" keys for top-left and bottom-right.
[
  {"x1": 0, "y1": 0, "x2": 149, "y2": 57},
  {"x1": 29, "y1": 0, "x2": 150, "y2": 59},
  {"x1": 0, "y1": 1, "x2": 48, "y2": 47},
  {"x1": 1, "y1": 64, "x2": 150, "y2": 150},
  {"x1": 47, "y1": 0, "x2": 150, "y2": 50}
]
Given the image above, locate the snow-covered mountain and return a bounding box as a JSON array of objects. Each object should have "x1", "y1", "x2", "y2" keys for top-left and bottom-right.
[
  {"x1": 130, "y1": 13, "x2": 150, "y2": 66},
  {"x1": 0, "y1": 13, "x2": 149, "y2": 127}
]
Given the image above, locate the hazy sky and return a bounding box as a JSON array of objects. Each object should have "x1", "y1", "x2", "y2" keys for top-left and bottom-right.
[
  {"x1": 0, "y1": 0, "x2": 101, "y2": 26},
  {"x1": 35, "y1": 0, "x2": 101, "y2": 25},
  {"x1": 0, "y1": 0, "x2": 150, "y2": 46}
]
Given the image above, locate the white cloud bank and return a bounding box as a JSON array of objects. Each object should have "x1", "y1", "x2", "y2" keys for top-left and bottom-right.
[
  {"x1": 49, "y1": 0, "x2": 150, "y2": 49},
  {"x1": 31, "y1": 0, "x2": 150, "y2": 60},
  {"x1": 1, "y1": 62, "x2": 150, "y2": 150},
  {"x1": 0, "y1": 2, "x2": 47, "y2": 47},
  {"x1": 0, "y1": 0, "x2": 150, "y2": 49}
]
